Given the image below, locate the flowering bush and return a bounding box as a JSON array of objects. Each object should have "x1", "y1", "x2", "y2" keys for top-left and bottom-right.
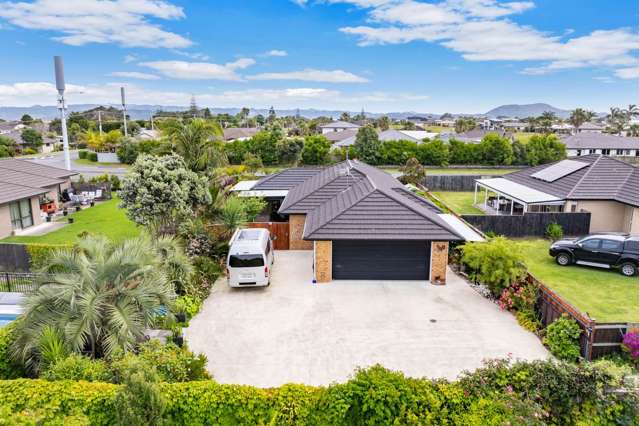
[
  {"x1": 622, "y1": 329, "x2": 639, "y2": 363},
  {"x1": 498, "y1": 280, "x2": 538, "y2": 312}
]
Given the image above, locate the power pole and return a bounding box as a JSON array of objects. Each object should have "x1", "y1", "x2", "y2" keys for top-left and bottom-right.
[
  {"x1": 53, "y1": 56, "x2": 71, "y2": 171},
  {"x1": 121, "y1": 87, "x2": 128, "y2": 137},
  {"x1": 98, "y1": 110, "x2": 103, "y2": 136}
]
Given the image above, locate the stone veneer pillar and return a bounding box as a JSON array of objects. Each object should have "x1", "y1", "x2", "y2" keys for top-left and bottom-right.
[
  {"x1": 430, "y1": 241, "x2": 449, "y2": 285},
  {"x1": 289, "y1": 214, "x2": 313, "y2": 250},
  {"x1": 314, "y1": 241, "x2": 332, "y2": 283}
]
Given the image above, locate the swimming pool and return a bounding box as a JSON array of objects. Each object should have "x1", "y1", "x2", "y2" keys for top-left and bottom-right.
[{"x1": 0, "y1": 314, "x2": 18, "y2": 327}]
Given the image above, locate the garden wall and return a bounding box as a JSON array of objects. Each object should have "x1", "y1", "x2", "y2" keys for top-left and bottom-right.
[
  {"x1": 462, "y1": 212, "x2": 591, "y2": 237},
  {"x1": 96, "y1": 152, "x2": 120, "y2": 163}
]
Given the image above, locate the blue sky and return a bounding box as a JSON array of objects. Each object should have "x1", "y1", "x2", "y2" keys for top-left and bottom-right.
[{"x1": 0, "y1": 0, "x2": 638, "y2": 113}]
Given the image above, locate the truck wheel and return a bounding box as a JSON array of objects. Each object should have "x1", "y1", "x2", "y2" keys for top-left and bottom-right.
[
  {"x1": 620, "y1": 262, "x2": 637, "y2": 277},
  {"x1": 555, "y1": 253, "x2": 572, "y2": 266}
]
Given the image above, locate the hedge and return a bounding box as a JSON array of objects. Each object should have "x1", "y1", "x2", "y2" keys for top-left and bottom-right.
[
  {"x1": 0, "y1": 362, "x2": 636, "y2": 424},
  {"x1": 88, "y1": 152, "x2": 98, "y2": 162},
  {"x1": 78, "y1": 150, "x2": 88, "y2": 159},
  {"x1": 25, "y1": 243, "x2": 72, "y2": 270}
]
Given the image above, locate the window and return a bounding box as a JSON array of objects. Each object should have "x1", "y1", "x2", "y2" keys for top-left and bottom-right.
[
  {"x1": 229, "y1": 254, "x2": 265, "y2": 268},
  {"x1": 601, "y1": 240, "x2": 622, "y2": 252},
  {"x1": 576, "y1": 150, "x2": 582, "y2": 156},
  {"x1": 581, "y1": 239, "x2": 601, "y2": 250},
  {"x1": 265, "y1": 240, "x2": 271, "y2": 256},
  {"x1": 589, "y1": 149, "x2": 596, "y2": 154},
  {"x1": 9, "y1": 198, "x2": 33, "y2": 230},
  {"x1": 570, "y1": 204, "x2": 577, "y2": 213},
  {"x1": 625, "y1": 241, "x2": 639, "y2": 252},
  {"x1": 602, "y1": 149, "x2": 611, "y2": 155}
]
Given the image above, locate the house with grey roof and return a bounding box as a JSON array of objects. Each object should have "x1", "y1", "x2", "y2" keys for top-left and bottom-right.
[
  {"x1": 0, "y1": 158, "x2": 76, "y2": 238},
  {"x1": 473, "y1": 155, "x2": 639, "y2": 233},
  {"x1": 222, "y1": 127, "x2": 260, "y2": 142},
  {"x1": 561, "y1": 133, "x2": 639, "y2": 158},
  {"x1": 333, "y1": 129, "x2": 438, "y2": 147},
  {"x1": 319, "y1": 121, "x2": 361, "y2": 135},
  {"x1": 233, "y1": 160, "x2": 481, "y2": 283},
  {"x1": 0, "y1": 121, "x2": 60, "y2": 154}
]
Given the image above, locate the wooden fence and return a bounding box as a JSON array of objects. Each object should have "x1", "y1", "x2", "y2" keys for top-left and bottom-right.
[
  {"x1": 531, "y1": 274, "x2": 630, "y2": 360},
  {"x1": 206, "y1": 222, "x2": 290, "y2": 250},
  {"x1": 0, "y1": 272, "x2": 41, "y2": 293},
  {"x1": 0, "y1": 244, "x2": 30, "y2": 272},
  {"x1": 424, "y1": 175, "x2": 486, "y2": 192},
  {"x1": 462, "y1": 212, "x2": 591, "y2": 237}
]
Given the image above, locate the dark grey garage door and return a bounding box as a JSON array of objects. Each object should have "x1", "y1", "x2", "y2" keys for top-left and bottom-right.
[{"x1": 332, "y1": 241, "x2": 430, "y2": 280}]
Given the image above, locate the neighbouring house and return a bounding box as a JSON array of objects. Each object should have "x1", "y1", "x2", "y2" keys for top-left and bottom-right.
[
  {"x1": 499, "y1": 122, "x2": 527, "y2": 132},
  {"x1": 561, "y1": 133, "x2": 639, "y2": 158},
  {"x1": 233, "y1": 160, "x2": 482, "y2": 283},
  {"x1": 441, "y1": 129, "x2": 510, "y2": 144},
  {"x1": 319, "y1": 121, "x2": 361, "y2": 134},
  {"x1": 323, "y1": 129, "x2": 358, "y2": 144},
  {"x1": 473, "y1": 155, "x2": 639, "y2": 233},
  {"x1": 223, "y1": 127, "x2": 260, "y2": 142},
  {"x1": 0, "y1": 121, "x2": 60, "y2": 154},
  {"x1": 334, "y1": 129, "x2": 439, "y2": 148},
  {"x1": 577, "y1": 122, "x2": 605, "y2": 134},
  {"x1": 551, "y1": 123, "x2": 574, "y2": 134},
  {"x1": 137, "y1": 128, "x2": 160, "y2": 140},
  {"x1": 0, "y1": 158, "x2": 77, "y2": 238}
]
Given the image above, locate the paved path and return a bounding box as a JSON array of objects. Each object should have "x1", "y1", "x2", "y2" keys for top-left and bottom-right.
[
  {"x1": 26, "y1": 151, "x2": 129, "y2": 178},
  {"x1": 185, "y1": 251, "x2": 548, "y2": 387}
]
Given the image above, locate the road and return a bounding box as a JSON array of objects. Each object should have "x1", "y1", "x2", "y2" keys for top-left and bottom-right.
[{"x1": 25, "y1": 150, "x2": 129, "y2": 178}]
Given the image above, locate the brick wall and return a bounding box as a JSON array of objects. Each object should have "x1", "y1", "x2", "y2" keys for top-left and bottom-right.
[
  {"x1": 314, "y1": 240, "x2": 332, "y2": 283},
  {"x1": 430, "y1": 241, "x2": 449, "y2": 285},
  {"x1": 289, "y1": 214, "x2": 313, "y2": 250}
]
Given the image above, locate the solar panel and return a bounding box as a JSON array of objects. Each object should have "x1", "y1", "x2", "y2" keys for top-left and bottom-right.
[{"x1": 531, "y1": 160, "x2": 589, "y2": 182}]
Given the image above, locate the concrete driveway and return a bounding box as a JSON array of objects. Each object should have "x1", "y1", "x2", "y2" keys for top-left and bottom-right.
[{"x1": 185, "y1": 251, "x2": 548, "y2": 387}]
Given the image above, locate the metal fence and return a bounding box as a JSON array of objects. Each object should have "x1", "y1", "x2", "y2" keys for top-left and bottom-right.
[
  {"x1": 0, "y1": 272, "x2": 41, "y2": 293},
  {"x1": 462, "y1": 212, "x2": 591, "y2": 237}
]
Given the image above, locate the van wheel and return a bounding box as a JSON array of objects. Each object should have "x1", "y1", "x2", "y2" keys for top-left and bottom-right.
[
  {"x1": 620, "y1": 262, "x2": 637, "y2": 277},
  {"x1": 555, "y1": 253, "x2": 572, "y2": 266}
]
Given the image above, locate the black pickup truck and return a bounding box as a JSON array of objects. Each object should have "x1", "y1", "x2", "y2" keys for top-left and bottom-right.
[{"x1": 549, "y1": 234, "x2": 639, "y2": 276}]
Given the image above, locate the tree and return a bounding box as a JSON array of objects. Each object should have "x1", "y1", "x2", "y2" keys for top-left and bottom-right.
[
  {"x1": 353, "y1": 125, "x2": 381, "y2": 164},
  {"x1": 301, "y1": 135, "x2": 331, "y2": 165},
  {"x1": 623, "y1": 104, "x2": 639, "y2": 120},
  {"x1": 568, "y1": 108, "x2": 588, "y2": 131},
  {"x1": 537, "y1": 111, "x2": 556, "y2": 133},
  {"x1": 339, "y1": 111, "x2": 351, "y2": 122},
  {"x1": 20, "y1": 128, "x2": 43, "y2": 150},
  {"x1": 20, "y1": 114, "x2": 33, "y2": 125},
  {"x1": 399, "y1": 157, "x2": 426, "y2": 184},
  {"x1": 478, "y1": 133, "x2": 513, "y2": 165},
  {"x1": 277, "y1": 138, "x2": 304, "y2": 164},
  {"x1": 11, "y1": 235, "x2": 188, "y2": 370},
  {"x1": 268, "y1": 106, "x2": 277, "y2": 123},
  {"x1": 525, "y1": 134, "x2": 566, "y2": 166},
  {"x1": 0, "y1": 136, "x2": 17, "y2": 158},
  {"x1": 607, "y1": 107, "x2": 627, "y2": 134},
  {"x1": 454, "y1": 117, "x2": 476, "y2": 133},
  {"x1": 241, "y1": 152, "x2": 263, "y2": 172},
  {"x1": 247, "y1": 131, "x2": 281, "y2": 165},
  {"x1": 376, "y1": 115, "x2": 391, "y2": 131},
  {"x1": 416, "y1": 139, "x2": 449, "y2": 166},
  {"x1": 119, "y1": 154, "x2": 211, "y2": 232},
  {"x1": 628, "y1": 124, "x2": 639, "y2": 137},
  {"x1": 162, "y1": 118, "x2": 226, "y2": 172},
  {"x1": 511, "y1": 139, "x2": 527, "y2": 165}
]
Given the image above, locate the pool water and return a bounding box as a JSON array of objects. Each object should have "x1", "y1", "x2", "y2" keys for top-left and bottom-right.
[{"x1": 0, "y1": 314, "x2": 18, "y2": 327}]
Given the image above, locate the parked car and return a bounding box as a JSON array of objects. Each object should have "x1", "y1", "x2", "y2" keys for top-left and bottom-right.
[
  {"x1": 226, "y1": 228, "x2": 274, "y2": 287},
  {"x1": 549, "y1": 233, "x2": 639, "y2": 276}
]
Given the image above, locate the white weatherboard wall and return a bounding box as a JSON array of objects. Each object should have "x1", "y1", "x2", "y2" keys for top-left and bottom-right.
[{"x1": 97, "y1": 152, "x2": 121, "y2": 163}]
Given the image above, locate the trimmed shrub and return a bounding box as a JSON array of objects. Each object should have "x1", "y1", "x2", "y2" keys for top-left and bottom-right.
[
  {"x1": 136, "y1": 340, "x2": 210, "y2": 383},
  {"x1": 546, "y1": 222, "x2": 564, "y2": 241},
  {"x1": 0, "y1": 323, "x2": 25, "y2": 379},
  {"x1": 87, "y1": 152, "x2": 98, "y2": 162},
  {"x1": 42, "y1": 354, "x2": 111, "y2": 382},
  {"x1": 543, "y1": 314, "x2": 582, "y2": 362},
  {"x1": 78, "y1": 149, "x2": 88, "y2": 159}
]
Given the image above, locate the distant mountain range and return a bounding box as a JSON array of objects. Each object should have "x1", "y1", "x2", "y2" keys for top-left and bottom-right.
[
  {"x1": 484, "y1": 103, "x2": 571, "y2": 119},
  {"x1": 0, "y1": 102, "x2": 578, "y2": 121}
]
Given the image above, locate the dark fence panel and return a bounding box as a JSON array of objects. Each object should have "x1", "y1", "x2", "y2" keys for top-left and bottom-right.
[
  {"x1": 0, "y1": 272, "x2": 41, "y2": 292},
  {"x1": 462, "y1": 212, "x2": 591, "y2": 237},
  {"x1": 0, "y1": 244, "x2": 30, "y2": 272},
  {"x1": 591, "y1": 324, "x2": 629, "y2": 359},
  {"x1": 424, "y1": 175, "x2": 485, "y2": 191}
]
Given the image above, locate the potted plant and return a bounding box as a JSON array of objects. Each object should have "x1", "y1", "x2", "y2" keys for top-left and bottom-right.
[
  {"x1": 68, "y1": 217, "x2": 74, "y2": 224},
  {"x1": 63, "y1": 209, "x2": 68, "y2": 216},
  {"x1": 45, "y1": 214, "x2": 52, "y2": 222}
]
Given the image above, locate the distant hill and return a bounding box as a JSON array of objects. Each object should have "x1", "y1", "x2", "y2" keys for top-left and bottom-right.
[
  {"x1": 485, "y1": 103, "x2": 571, "y2": 119},
  {"x1": 0, "y1": 105, "x2": 442, "y2": 121}
]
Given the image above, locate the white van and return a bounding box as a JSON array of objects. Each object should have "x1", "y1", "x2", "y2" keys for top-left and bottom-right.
[{"x1": 227, "y1": 228, "x2": 274, "y2": 287}]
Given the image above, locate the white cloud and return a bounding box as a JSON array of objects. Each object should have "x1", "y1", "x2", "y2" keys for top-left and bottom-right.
[
  {"x1": 124, "y1": 54, "x2": 138, "y2": 63},
  {"x1": 319, "y1": 0, "x2": 639, "y2": 78},
  {"x1": 265, "y1": 49, "x2": 288, "y2": 57},
  {"x1": 109, "y1": 71, "x2": 160, "y2": 80},
  {"x1": 0, "y1": 0, "x2": 191, "y2": 48},
  {"x1": 247, "y1": 69, "x2": 369, "y2": 83},
  {"x1": 615, "y1": 67, "x2": 639, "y2": 80},
  {"x1": 172, "y1": 50, "x2": 211, "y2": 61},
  {"x1": 139, "y1": 58, "x2": 256, "y2": 80}
]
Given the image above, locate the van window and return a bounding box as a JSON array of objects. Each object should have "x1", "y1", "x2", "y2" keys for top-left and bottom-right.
[
  {"x1": 265, "y1": 240, "x2": 271, "y2": 256},
  {"x1": 625, "y1": 241, "x2": 639, "y2": 252},
  {"x1": 229, "y1": 254, "x2": 265, "y2": 267}
]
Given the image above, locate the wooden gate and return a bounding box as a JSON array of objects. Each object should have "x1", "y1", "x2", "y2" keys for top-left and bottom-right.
[{"x1": 248, "y1": 222, "x2": 290, "y2": 250}]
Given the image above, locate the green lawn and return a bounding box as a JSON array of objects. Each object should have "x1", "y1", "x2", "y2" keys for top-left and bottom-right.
[
  {"x1": 432, "y1": 191, "x2": 484, "y2": 215},
  {"x1": 2, "y1": 197, "x2": 141, "y2": 245},
  {"x1": 519, "y1": 239, "x2": 639, "y2": 323},
  {"x1": 513, "y1": 132, "x2": 539, "y2": 143}
]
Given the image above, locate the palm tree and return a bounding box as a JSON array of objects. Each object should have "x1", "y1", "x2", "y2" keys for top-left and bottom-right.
[
  {"x1": 628, "y1": 124, "x2": 639, "y2": 137},
  {"x1": 11, "y1": 235, "x2": 188, "y2": 370},
  {"x1": 607, "y1": 107, "x2": 627, "y2": 134},
  {"x1": 537, "y1": 111, "x2": 556, "y2": 133},
  {"x1": 569, "y1": 108, "x2": 588, "y2": 131},
  {"x1": 624, "y1": 104, "x2": 639, "y2": 120},
  {"x1": 162, "y1": 118, "x2": 227, "y2": 172}
]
